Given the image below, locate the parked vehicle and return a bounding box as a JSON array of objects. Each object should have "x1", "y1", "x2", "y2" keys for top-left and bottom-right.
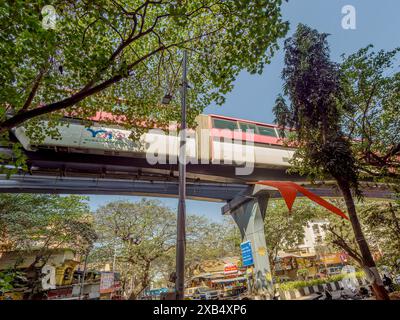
[
  {"x1": 184, "y1": 287, "x2": 198, "y2": 299},
  {"x1": 191, "y1": 287, "x2": 219, "y2": 300}
]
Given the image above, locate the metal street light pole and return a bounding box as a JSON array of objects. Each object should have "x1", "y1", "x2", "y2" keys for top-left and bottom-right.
[
  {"x1": 79, "y1": 250, "x2": 89, "y2": 300},
  {"x1": 112, "y1": 245, "x2": 117, "y2": 273},
  {"x1": 175, "y1": 50, "x2": 188, "y2": 300}
]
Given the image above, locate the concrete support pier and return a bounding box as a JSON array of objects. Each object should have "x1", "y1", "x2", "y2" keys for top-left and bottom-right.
[{"x1": 222, "y1": 185, "x2": 275, "y2": 299}]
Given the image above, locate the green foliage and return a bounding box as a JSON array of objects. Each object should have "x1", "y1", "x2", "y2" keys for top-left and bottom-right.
[
  {"x1": 90, "y1": 199, "x2": 241, "y2": 297},
  {"x1": 340, "y1": 45, "x2": 400, "y2": 182},
  {"x1": 272, "y1": 26, "x2": 395, "y2": 298},
  {"x1": 357, "y1": 201, "x2": 400, "y2": 270},
  {"x1": 0, "y1": 269, "x2": 26, "y2": 294},
  {"x1": 273, "y1": 24, "x2": 359, "y2": 192},
  {"x1": 264, "y1": 199, "x2": 321, "y2": 271},
  {"x1": 0, "y1": 194, "x2": 97, "y2": 260},
  {"x1": 322, "y1": 199, "x2": 400, "y2": 271},
  {"x1": 274, "y1": 28, "x2": 400, "y2": 186},
  {"x1": 147, "y1": 214, "x2": 241, "y2": 283},
  {"x1": 0, "y1": 0, "x2": 289, "y2": 159},
  {"x1": 0, "y1": 133, "x2": 27, "y2": 177},
  {"x1": 278, "y1": 271, "x2": 365, "y2": 291},
  {"x1": 91, "y1": 199, "x2": 177, "y2": 299},
  {"x1": 296, "y1": 268, "x2": 309, "y2": 280},
  {"x1": 185, "y1": 215, "x2": 240, "y2": 276}
]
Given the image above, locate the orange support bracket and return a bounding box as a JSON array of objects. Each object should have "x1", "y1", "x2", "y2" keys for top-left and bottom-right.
[{"x1": 253, "y1": 181, "x2": 349, "y2": 220}]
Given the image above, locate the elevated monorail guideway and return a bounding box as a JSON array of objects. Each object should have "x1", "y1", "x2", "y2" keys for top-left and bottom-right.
[
  {"x1": 0, "y1": 172, "x2": 394, "y2": 201},
  {"x1": 2, "y1": 112, "x2": 396, "y2": 199},
  {"x1": 0, "y1": 174, "x2": 247, "y2": 202}
]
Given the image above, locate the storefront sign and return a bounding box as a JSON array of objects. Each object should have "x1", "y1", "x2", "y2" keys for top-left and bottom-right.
[
  {"x1": 100, "y1": 272, "x2": 115, "y2": 294},
  {"x1": 321, "y1": 253, "x2": 342, "y2": 265},
  {"x1": 47, "y1": 287, "x2": 73, "y2": 299},
  {"x1": 224, "y1": 263, "x2": 238, "y2": 274}
]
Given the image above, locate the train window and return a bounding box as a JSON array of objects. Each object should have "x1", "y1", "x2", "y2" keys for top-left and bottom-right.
[
  {"x1": 257, "y1": 125, "x2": 277, "y2": 137},
  {"x1": 239, "y1": 122, "x2": 257, "y2": 133},
  {"x1": 278, "y1": 129, "x2": 292, "y2": 138},
  {"x1": 212, "y1": 118, "x2": 238, "y2": 131}
]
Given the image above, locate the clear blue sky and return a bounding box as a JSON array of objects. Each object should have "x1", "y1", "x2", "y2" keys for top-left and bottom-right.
[{"x1": 89, "y1": 0, "x2": 400, "y2": 221}]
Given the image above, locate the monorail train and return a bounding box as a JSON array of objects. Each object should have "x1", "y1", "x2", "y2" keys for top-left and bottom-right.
[{"x1": 12, "y1": 113, "x2": 295, "y2": 169}]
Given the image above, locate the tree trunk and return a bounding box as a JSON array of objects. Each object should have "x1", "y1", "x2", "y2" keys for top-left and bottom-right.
[
  {"x1": 337, "y1": 179, "x2": 390, "y2": 300},
  {"x1": 128, "y1": 261, "x2": 151, "y2": 300}
]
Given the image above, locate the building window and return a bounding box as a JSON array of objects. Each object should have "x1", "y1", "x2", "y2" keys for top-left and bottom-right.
[{"x1": 312, "y1": 224, "x2": 320, "y2": 235}]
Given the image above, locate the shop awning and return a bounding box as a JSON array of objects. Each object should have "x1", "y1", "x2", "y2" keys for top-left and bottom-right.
[
  {"x1": 277, "y1": 253, "x2": 302, "y2": 259},
  {"x1": 211, "y1": 277, "x2": 247, "y2": 284}
]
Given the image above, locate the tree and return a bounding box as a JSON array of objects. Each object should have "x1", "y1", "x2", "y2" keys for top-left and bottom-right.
[
  {"x1": 340, "y1": 45, "x2": 400, "y2": 181},
  {"x1": 362, "y1": 201, "x2": 400, "y2": 271},
  {"x1": 0, "y1": 193, "x2": 97, "y2": 298},
  {"x1": 0, "y1": 0, "x2": 289, "y2": 169},
  {"x1": 273, "y1": 24, "x2": 389, "y2": 299},
  {"x1": 184, "y1": 215, "x2": 240, "y2": 277},
  {"x1": 153, "y1": 215, "x2": 240, "y2": 284},
  {"x1": 264, "y1": 200, "x2": 319, "y2": 276},
  {"x1": 0, "y1": 193, "x2": 96, "y2": 258},
  {"x1": 92, "y1": 199, "x2": 176, "y2": 299},
  {"x1": 324, "y1": 199, "x2": 400, "y2": 275},
  {"x1": 91, "y1": 198, "x2": 241, "y2": 298},
  {"x1": 0, "y1": 269, "x2": 27, "y2": 296}
]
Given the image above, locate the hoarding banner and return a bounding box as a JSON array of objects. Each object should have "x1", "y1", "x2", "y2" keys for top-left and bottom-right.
[{"x1": 100, "y1": 272, "x2": 114, "y2": 294}]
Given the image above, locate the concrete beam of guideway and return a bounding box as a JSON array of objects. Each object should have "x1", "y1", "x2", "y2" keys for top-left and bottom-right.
[
  {"x1": 0, "y1": 174, "x2": 248, "y2": 202},
  {"x1": 0, "y1": 174, "x2": 395, "y2": 202}
]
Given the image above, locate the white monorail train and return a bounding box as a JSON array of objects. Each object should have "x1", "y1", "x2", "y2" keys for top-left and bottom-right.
[{"x1": 12, "y1": 113, "x2": 295, "y2": 169}]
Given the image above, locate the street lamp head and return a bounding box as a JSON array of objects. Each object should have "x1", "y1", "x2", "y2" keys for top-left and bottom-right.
[{"x1": 161, "y1": 94, "x2": 173, "y2": 105}]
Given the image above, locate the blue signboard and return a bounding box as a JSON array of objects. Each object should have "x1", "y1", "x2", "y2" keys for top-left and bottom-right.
[
  {"x1": 146, "y1": 288, "x2": 169, "y2": 296},
  {"x1": 240, "y1": 241, "x2": 254, "y2": 267}
]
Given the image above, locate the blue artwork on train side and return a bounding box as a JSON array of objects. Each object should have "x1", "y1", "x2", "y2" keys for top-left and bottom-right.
[
  {"x1": 86, "y1": 128, "x2": 127, "y2": 140},
  {"x1": 86, "y1": 128, "x2": 113, "y2": 139}
]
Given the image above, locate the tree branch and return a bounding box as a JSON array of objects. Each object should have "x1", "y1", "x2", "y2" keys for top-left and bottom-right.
[
  {"x1": 326, "y1": 226, "x2": 364, "y2": 266},
  {"x1": 18, "y1": 68, "x2": 46, "y2": 114}
]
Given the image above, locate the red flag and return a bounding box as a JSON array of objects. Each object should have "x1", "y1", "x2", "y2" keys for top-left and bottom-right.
[{"x1": 254, "y1": 181, "x2": 348, "y2": 220}]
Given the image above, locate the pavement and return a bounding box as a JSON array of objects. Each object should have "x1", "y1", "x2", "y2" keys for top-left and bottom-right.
[{"x1": 294, "y1": 289, "x2": 370, "y2": 300}]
